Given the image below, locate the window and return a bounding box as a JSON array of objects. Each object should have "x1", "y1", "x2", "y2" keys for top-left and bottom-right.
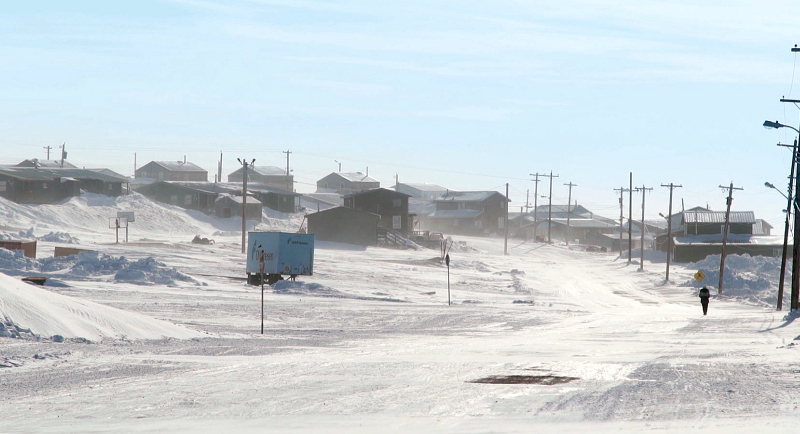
[
  {"x1": 158, "y1": 172, "x2": 164, "y2": 180},
  {"x1": 393, "y1": 215, "x2": 401, "y2": 229},
  {"x1": 323, "y1": 182, "x2": 328, "y2": 188},
  {"x1": 340, "y1": 182, "x2": 345, "y2": 189},
  {"x1": 171, "y1": 194, "x2": 178, "y2": 203},
  {"x1": 0, "y1": 181, "x2": 6, "y2": 192},
  {"x1": 184, "y1": 195, "x2": 192, "y2": 205},
  {"x1": 458, "y1": 202, "x2": 466, "y2": 210},
  {"x1": 393, "y1": 198, "x2": 401, "y2": 207},
  {"x1": 108, "y1": 184, "x2": 113, "y2": 190},
  {"x1": 498, "y1": 217, "x2": 505, "y2": 229},
  {"x1": 42, "y1": 182, "x2": 48, "y2": 189}
]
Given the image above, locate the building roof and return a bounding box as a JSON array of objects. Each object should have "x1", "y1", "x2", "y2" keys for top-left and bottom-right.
[
  {"x1": 143, "y1": 181, "x2": 299, "y2": 196},
  {"x1": 344, "y1": 187, "x2": 411, "y2": 199},
  {"x1": 230, "y1": 166, "x2": 288, "y2": 177},
  {"x1": 682, "y1": 211, "x2": 756, "y2": 224},
  {"x1": 673, "y1": 234, "x2": 783, "y2": 245},
  {"x1": 396, "y1": 182, "x2": 448, "y2": 192},
  {"x1": 0, "y1": 167, "x2": 127, "y2": 183},
  {"x1": 548, "y1": 218, "x2": 618, "y2": 229},
  {"x1": 323, "y1": 172, "x2": 380, "y2": 183},
  {"x1": 15, "y1": 159, "x2": 78, "y2": 169},
  {"x1": 307, "y1": 206, "x2": 380, "y2": 220},
  {"x1": 85, "y1": 168, "x2": 131, "y2": 181},
  {"x1": 146, "y1": 161, "x2": 207, "y2": 172},
  {"x1": 429, "y1": 209, "x2": 484, "y2": 219},
  {"x1": 435, "y1": 191, "x2": 509, "y2": 203},
  {"x1": 215, "y1": 194, "x2": 261, "y2": 205}
]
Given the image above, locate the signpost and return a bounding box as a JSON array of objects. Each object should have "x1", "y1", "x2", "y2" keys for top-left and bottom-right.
[
  {"x1": 694, "y1": 270, "x2": 706, "y2": 282},
  {"x1": 446, "y1": 254, "x2": 451, "y2": 306},
  {"x1": 260, "y1": 252, "x2": 265, "y2": 335}
]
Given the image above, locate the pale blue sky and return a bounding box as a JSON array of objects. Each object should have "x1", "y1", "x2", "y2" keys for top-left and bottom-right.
[{"x1": 3, "y1": 1, "x2": 800, "y2": 225}]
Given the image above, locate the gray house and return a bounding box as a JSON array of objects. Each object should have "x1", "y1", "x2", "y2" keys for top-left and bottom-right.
[
  {"x1": 395, "y1": 182, "x2": 448, "y2": 200},
  {"x1": 316, "y1": 172, "x2": 379, "y2": 195},
  {"x1": 428, "y1": 191, "x2": 510, "y2": 236},
  {"x1": 0, "y1": 167, "x2": 126, "y2": 204},
  {"x1": 228, "y1": 166, "x2": 293, "y2": 191},
  {"x1": 214, "y1": 194, "x2": 262, "y2": 221},
  {"x1": 135, "y1": 161, "x2": 207, "y2": 182},
  {"x1": 306, "y1": 207, "x2": 381, "y2": 246}
]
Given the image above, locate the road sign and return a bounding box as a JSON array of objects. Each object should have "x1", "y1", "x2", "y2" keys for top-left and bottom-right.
[{"x1": 694, "y1": 270, "x2": 706, "y2": 282}]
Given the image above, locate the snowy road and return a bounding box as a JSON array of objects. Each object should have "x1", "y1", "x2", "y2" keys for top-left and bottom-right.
[{"x1": 1, "y1": 195, "x2": 799, "y2": 433}]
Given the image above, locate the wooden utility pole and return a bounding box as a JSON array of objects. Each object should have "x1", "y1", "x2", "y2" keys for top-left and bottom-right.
[
  {"x1": 43, "y1": 145, "x2": 52, "y2": 160},
  {"x1": 614, "y1": 186, "x2": 628, "y2": 257},
  {"x1": 628, "y1": 172, "x2": 633, "y2": 263},
  {"x1": 718, "y1": 182, "x2": 743, "y2": 294},
  {"x1": 776, "y1": 141, "x2": 798, "y2": 310},
  {"x1": 59, "y1": 142, "x2": 66, "y2": 167},
  {"x1": 504, "y1": 183, "x2": 509, "y2": 255},
  {"x1": 564, "y1": 182, "x2": 577, "y2": 245},
  {"x1": 634, "y1": 185, "x2": 653, "y2": 270},
  {"x1": 238, "y1": 158, "x2": 255, "y2": 254},
  {"x1": 525, "y1": 189, "x2": 530, "y2": 214},
  {"x1": 283, "y1": 149, "x2": 292, "y2": 191},
  {"x1": 530, "y1": 173, "x2": 544, "y2": 241},
  {"x1": 660, "y1": 183, "x2": 682, "y2": 282},
  {"x1": 540, "y1": 171, "x2": 559, "y2": 244}
]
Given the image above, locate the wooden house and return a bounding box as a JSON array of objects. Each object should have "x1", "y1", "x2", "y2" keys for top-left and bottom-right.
[
  {"x1": 316, "y1": 172, "x2": 379, "y2": 195},
  {"x1": 0, "y1": 167, "x2": 125, "y2": 204},
  {"x1": 214, "y1": 194, "x2": 262, "y2": 221},
  {"x1": 428, "y1": 191, "x2": 510, "y2": 236},
  {"x1": 228, "y1": 166, "x2": 293, "y2": 191},
  {"x1": 394, "y1": 182, "x2": 448, "y2": 200},
  {"x1": 306, "y1": 207, "x2": 381, "y2": 246},
  {"x1": 135, "y1": 161, "x2": 207, "y2": 182},
  {"x1": 344, "y1": 188, "x2": 411, "y2": 236}
]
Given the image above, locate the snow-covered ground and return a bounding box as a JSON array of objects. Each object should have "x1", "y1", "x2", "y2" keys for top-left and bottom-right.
[{"x1": 1, "y1": 193, "x2": 799, "y2": 433}]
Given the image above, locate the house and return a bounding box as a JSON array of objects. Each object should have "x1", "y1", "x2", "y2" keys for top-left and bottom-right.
[
  {"x1": 545, "y1": 217, "x2": 618, "y2": 245},
  {"x1": 316, "y1": 172, "x2": 379, "y2": 195},
  {"x1": 135, "y1": 161, "x2": 207, "y2": 182},
  {"x1": 0, "y1": 167, "x2": 126, "y2": 204},
  {"x1": 228, "y1": 166, "x2": 293, "y2": 191},
  {"x1": 754, "y1": 219, "x2": 774, "y2": 236},
  {"x1": 135, "y1": 181, "x2": 299, "y2": 214},
  {"x1": 245, "y1": 184, "x2": 301, "y2": 213},
  {"x1": 394, "y1": 182, "x2": 448, "y2": 200},
  {"x1": 516, "y1": 204, "x2": 602, "y2": 240},
  {"x1": 214, "y1": 194, "x2": 262, "y2": 221},
  {"x1": 428, "y1": 191, "x2": 510, "y2": 236},
  {"x1": 344, "y1": 188, "x2": 411, "y2": 236},
  {"x1": 306, "y1": 207, "x2": 381, "y2": 246}
]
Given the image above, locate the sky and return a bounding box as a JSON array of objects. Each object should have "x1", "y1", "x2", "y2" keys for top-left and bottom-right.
[{"x1": 2, "y1": 0, "x2": 800, "y2": 227}]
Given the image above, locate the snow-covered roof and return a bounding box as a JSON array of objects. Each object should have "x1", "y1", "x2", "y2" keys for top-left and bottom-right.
[
  {"x1": 682, "y1": 211, "x2": 756, "y2": 224},
  {"x1": 215, "y1": 194, "x2": 261, "y2": 205},
  {"x1": 327, "y1": 172, "x2": 380, "y2": 183},
  {"x1": 397, "y1": 183, "x2": 448, "y2": 192},
  {"x1": 0, "y1": 167, "x2": 128, "y2": 183},
  {"x1": 548, "y1": 218, "x2": 618, "y2": 229},
  {"x1": 428, "y1": 209, "x2": 484, "y2": 219},
  {"x1": 15, "y1": 159, "x2": 77, "y2": 169},
  {"x1": 435, "y1": 191, "x2": 508, "y2": 203},
  {"x1": 230, "y1": 166, "x2": 288, "y2": 176},
  {"x1": 148, "y1": 161, "x2": 206, "y2": 172}
]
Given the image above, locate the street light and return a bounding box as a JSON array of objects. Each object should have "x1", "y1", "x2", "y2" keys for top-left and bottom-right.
[
  {"x1": 237, "y1": 158, "x2": 256, "y2": 254},
  {"x1": 764, "y1": 120, "x2": 800, "y2": 133},
  {"x1": 765, "y1": 182, "x2": 789, "y2": 201},
  {"x1": 334, "y1": 160, "x2": 341, "y2": 172}
]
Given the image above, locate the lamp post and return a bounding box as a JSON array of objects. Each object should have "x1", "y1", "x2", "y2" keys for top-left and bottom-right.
[
  {"x1": 764, "y1": 118, "x2": 800, "y2": 311},
  {"x1": 335, "y1": 160, "x2": 341, "y2": 172}
]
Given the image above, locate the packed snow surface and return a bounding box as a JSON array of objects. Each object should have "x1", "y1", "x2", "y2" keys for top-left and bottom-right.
[{"x1": 1, "y1": 193, "x2": 799, "y2": 434}]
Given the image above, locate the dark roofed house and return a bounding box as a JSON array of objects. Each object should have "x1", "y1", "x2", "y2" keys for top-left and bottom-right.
[
  {"x1": 428, "y1": 191, "x2": 510, "y2": 236},
  {"x1": 228, "y1": 166, "x2": 293, "y2": 191},
  {"x1": 135, "y1": 161, "x2": 207, "y2": 182},
  {"x1": 15, "y1": 159, "x2": 77, "y2": 169},
  {"x1": 344, "y1": 188, "x2": 411, "y2": 236},
  {"x1": 317, "y1": 172, "x2": 379, "y2": 195},
  {"x1": 214, "y1": 194, "x2": 262, "y2": 221}
]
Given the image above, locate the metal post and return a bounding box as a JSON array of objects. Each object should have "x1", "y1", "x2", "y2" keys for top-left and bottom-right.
[
  {"x1": 242, "y1": 161, "x2": 248, "y2": 254},
  {"x1": 777, "y1": 140, "x2": 797, "y2": 310},
  {"x1": 504, "y1": 183, "x2": 509, "y2": 255},
  {"x1": 793, "y1": 170, "x2": 800, "y2": 310},
  {"x1": 628, "y1": 172, "x2": 633, "y2": 263},
  {"x1": 446, "y1": 254, "x2": 451, "y2": 306}
]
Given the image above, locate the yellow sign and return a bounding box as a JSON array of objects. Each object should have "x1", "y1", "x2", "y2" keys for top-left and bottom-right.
[{"x1": 694, "y1": 270, "x2": 706, "y2": 282}]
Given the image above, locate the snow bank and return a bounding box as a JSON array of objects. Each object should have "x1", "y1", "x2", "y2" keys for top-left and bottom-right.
[
  {"x1": 0, "y1": 271, "x2": 204, "y2": 341},
  {"x1": 681, "y1": 254, "x2": 782, "y2": 307},
  {"x1": 0, "y1": 249, "x2": 202, "y2": 286}
]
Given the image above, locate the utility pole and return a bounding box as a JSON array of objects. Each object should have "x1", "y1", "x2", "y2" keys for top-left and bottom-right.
[
  {"x1": 540, "y1": 171, "x2": 559, "y2": 244},
  {"x1": 238, "y1": 158, "x2": 255, "y2": 254},
  {"x1": 525, "y1": 189, "x2": 530, "y2": 214},
  {"x1": 283, "y1": 149, "x2": 292, "y2": 191},
  {"x1": 134, "y1": 153, "x2": 137, "y2": 175},
  {"x1": 564, "y1": 182, "x2": 577, "y2": 245},
  {"x1": 634, "y1": 185, "x2": 653, "y2": 270},
  {"x1": 218, "y1": 152, "x2": 223, "y2": 185},
  {"x1": 529, "y1": 173, "x2": 544, "y2": 241},
  {"x1": 777, "y1": 140, "x2": 798, "y2": 310},
  {"x1": 660, "y1": 183, "x2": 682, "y2": 282},
  {"x1": 504, "y1": 183, "x2": 509, "y2": 255},
  {"x1": 43, "y1": 145, "x2": 52, "y2": 160},
  {"x1": 614, "y1": 186, "x2": 629, "y2": 257},
  {"x1": 59, "y1": 142, "x2": 66, "y2": 167},
  {"x1": 629, "y1": 172, "x2": 633, "y2": 263},
  {"x1": 718, "y1": 182, "x2": 743, "y2": 294}
]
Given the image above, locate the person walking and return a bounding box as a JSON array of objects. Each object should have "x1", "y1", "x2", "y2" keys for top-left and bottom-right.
[{"x1": 699, "y1": 286, "x2": 711, "y2": 315}]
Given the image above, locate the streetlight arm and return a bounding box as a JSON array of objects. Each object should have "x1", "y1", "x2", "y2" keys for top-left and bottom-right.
[{"x1": 764, "y1": 120, "x2": 800, "y2": 134}]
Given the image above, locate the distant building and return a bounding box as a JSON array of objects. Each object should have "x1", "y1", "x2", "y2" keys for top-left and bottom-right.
[
  {"x1": 428, "y1": 191, "x2": 510, "y2": 236},
  {"x1": 15, "y1": 159, "x2": 77, "y2": 169},
  {"x1": 228, "y1": 165, "x2": 293, "y2": 191},
  {"x1": 135, "y1": 161, "x2": 207, "y2": 182},
  {"x1": 0, "y1": 167, "x2": 127, "y2": 204},
  {"x1": 316, "y1": 172, "x2": 379, "y2": 195},
  {"x1": 135, "y1": 181, "x2": 299, "y2": 214},
  {"x1": 344, "y1": 188, "x2": 411, "y2": 236},
  {"x1": 214, "y1": 194, "x2": 262, "y2": 222},
  {"x1": 394, "y1": 182, "x2": 448, "y2": 200}
]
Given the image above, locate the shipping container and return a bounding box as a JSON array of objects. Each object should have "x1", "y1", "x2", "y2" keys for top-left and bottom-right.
[{"x1": 246, "y1": 232, "x2": 314, "y2": 285}]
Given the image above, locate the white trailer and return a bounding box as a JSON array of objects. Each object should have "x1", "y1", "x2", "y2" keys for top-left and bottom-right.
[{"x1": 246, "y1": 232, "x2": 314, "y2": 285}]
